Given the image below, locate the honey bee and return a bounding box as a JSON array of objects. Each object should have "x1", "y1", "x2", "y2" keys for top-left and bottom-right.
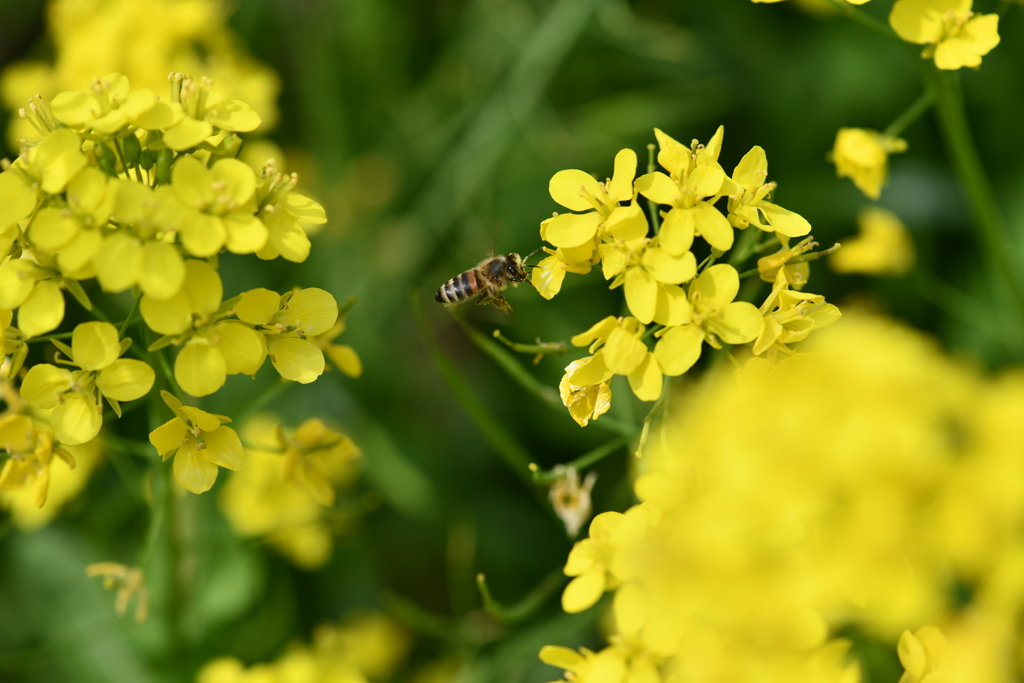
[{"x1": 435, "y1": 249, "x2": 540, "y2": 313}]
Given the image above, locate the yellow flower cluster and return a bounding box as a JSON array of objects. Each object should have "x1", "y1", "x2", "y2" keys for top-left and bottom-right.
[
  {"x1": 0, "y1": 0, "x2": 279, "y2": 147},
  {"x1": 538, "y1": 127, "x2": 839, "y2": 426},
  {"x1": 218, "y1": 415, "x2": 360, "y2": 569},
  {"x1": 0, "y1": 71, "x2": 358, "y2": 498},
  {"x1": 197, "y1": 613, "x2": 410, "y2": 683},
  {"x1": 542, "y1": 313, "x2": 1024, "y2": 682}
]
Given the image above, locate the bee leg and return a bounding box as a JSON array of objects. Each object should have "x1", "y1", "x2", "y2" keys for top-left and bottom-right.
[{"x1": 490, "y1": 294, "x2": 512, "y2": 313}]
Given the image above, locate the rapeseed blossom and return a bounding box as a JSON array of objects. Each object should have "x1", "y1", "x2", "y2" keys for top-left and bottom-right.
[
  {"x1": 219, "y1": 415, "x2": 360, "y2": 569},
  {"x1": 20, "y1": 321, "x2": 154, "y2": 444},
  {"x1": 141, "y1": 260, "x2": 264, "y2": 397},
  {"x1": 149, "y1": 391, "x2": 244, "y2": 494},
  {"x1": 830, "y1": 128, "x2": 907, "y2": 200},
  {"x1": 890, "y1": 0, "x2": 1000, "y2": 70},
  {"x1": 830, "y1": 207, "x2": 915, "y2": 276},
  {"x1": 542, "y1": 312, "x2": 1024, "y2": 681}
]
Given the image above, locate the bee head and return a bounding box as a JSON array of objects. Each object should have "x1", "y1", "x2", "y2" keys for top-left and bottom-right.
[{"x1": 505, "y1": 253, "x2": 528, "y2": 282}]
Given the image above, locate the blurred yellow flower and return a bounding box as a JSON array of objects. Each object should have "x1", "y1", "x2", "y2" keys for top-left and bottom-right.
[
  {"x1": 890, "y1": 0, "x2": 1000, "y2": 70},
  {"x1": 20, "y1": 321, "x2": 154, "y2": 444},
  {"x1": 0, "y1": 414, "x2": 75, "y2": 507},
  {"x1": 311, "y1": 318, "x2": 363, "y2": 378},
  {"x1": 831, "y1": 207, "x2": 915, "y2": 276},
  {"x1": 548, "y1": 465, "x2": 598, "y2": 538},
  {"x1": 220, "y1": 415, "x2": 360, "y2": 570},
  {"x1": 281, "y1": 419, "x2": 359, "y2": 507},
  {"x1": 831, "y1": 127, "x2": 907, "y2": 200},
  {"x1": 149, "y1": 390, "x2": 244, "y2": 494},
  {"x1": 85, "y1": 562, "x2": 149, "y2": 623},
  {"x1": 898, "y1": 626, "x2": 946, "y2": 683},
  {"x1": 561, "y1": 511, "x2": 625, "y2": 613},
  {"x1": 49, "y1": 73, "x2": 157, "y2": 134},
  {"x1": 0, "y1": 436, "x2": 99, "y2": 529}
]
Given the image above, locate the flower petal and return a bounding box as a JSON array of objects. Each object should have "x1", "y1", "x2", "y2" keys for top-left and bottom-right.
[
  {"x1": 561, "y1": 568, "x2": 606, "y2": 613},
  {"x1": 627, "y1": 353, "x2": 662, "y2": 402},
  {"x1": 267, "y1": 337, "x2": 325, "y2": 383},
  {"x1": 654, "y1": 325, "x2": 704, "y2": 376},
  {"x1": 72, "y1": 321, "x2": 121, "y2": 371},
  {"x1": 276, "y1": 288, "x2": 338, "y2": 337},
  {"x1": 52, "y1": 393, "x2": 102, "y2": 445},
  {"x1": 543, "y1": 212, "x2": 602, "y2": 249},
  {"x1": 20, "y1": 364, "x2": 73, "y2": 409},
  {"x1": 175, "y1": 340, "x2": 228, "y2": 397},
  {"x1": 210, "y1": 322, "x2": 266, "y2": 375},
  {"x1": 18, "y1": 280, "x2": 65, "y2": 338},
  {"x1": 549, "y1": 169, "x2": 602, "y2": 212},
  {"x1": 203, "y1": 425, "x2": 245, "y2": 470},
  {"x1": 172, "y1": 443, "x2": 220, "y2": 493},
  {"x1": 97, "y1": 359, "x2": 155, "y2": 401}
]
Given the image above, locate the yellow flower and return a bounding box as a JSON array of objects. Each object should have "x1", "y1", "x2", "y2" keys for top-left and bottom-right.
[
  {"x1": 890, "y1": 0, "x2": 1000, "y2": 70},
  {"x1": 831, "y1": 128, "x2": 907, "y2": 200},
  {"x1": 753, "y1": 269, "x2": 842, "y2": 359},
  {"x1": 149, "y1": 390, "x2": 244, "y2": 494},
  {"x1": 148, "y1": 74, "x2": 261, "y2": 152},
  {"x1": 540, "y1": 644, "x2": 660, "y2": 683},
  {"x1": 0, "y1": 257, "x2": 67, "y2": 338},
  {"x1": 759, "y1": 236, "x2": 810, "y2": 287},
  {"x1": 542, "y1": 148, "x2": 642, "y2": 250},
  {"x1": 49, "y1": 73, "x2": 158, "y2": 134},
  {"x1": 85, "y1": 562, "x2": 149, "y2": 623},
  {"x1": 559, "y1": 358, "x2": 612, "y2": 427},
  {"x1": 569, "y1": 316, "x2": 663, "y2": 402},
  {"x1": 281, "y1": 418, "x2": 360, "y2": 507},
  {"x1": 0, "y1": 127, "x2": 87, "y2": 228},
  {"x1": 0, "y1": 436, "x2": 99, "y2": 530},
  {"x1": 561, "y1": 511, "x2": 626, "y2": 613},
  {"x1": 20, "y1": 321, "x2": 154, "y2": 444},
  {"x1": 235, "y1": 287, "x2": 339, "y2": 384},
  {"x1": 1, "y1": 308, "x2": 28, "y2": 377},
  {"x1": 726, "y1": 145, "x2": 812, "y2": 238},
  {"x1": 27, "y1": 167, "x2": 117, "y2": 276},
  {"x1": 97, "y1": 180, "x2": 187, "y2": 300},
  {"x1": 897, "y1": 626, "x2": 947, "y2": 683},
  {"x1": 831, "y1": 207, "x2": 915, "y2": 276},
  {"x1": 0, "y1": 414, "x2": 75, "y2": 507},
  {"x1": 140, "y1": 260, "x2": 265, "y2": 397},
  {"x1": 254, "y1": 159, "x2": 326, "y2": 263},
  {"x1": 652, "y1": 263, "x2": 763, "y2": 377},
  {"x1": 219, "y1": 415, "x2": 355, "y2": 569},
  {"x1": 170, "y1": 155, "x2": 266, "y2": 257},
  {"x1": 532, "y1": 242, "x2": 597, "y2": 300},
  {"x1": 635, "y1": 126, "x2": 734, "y2": 254},
  {"x1": 599, "y1": 229, "x2": 696, "y2": 325},
  {"x1": 311, "y1": 317, "x2": 363, "y2": 378}
]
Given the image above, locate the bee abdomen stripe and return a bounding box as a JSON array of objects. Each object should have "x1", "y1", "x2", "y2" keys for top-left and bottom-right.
[
  {"x1": 460, "y1": 271, "x2": 478, "y2": 295},
  {"x1": 445, "y1": 279, "x2": 461, "y2": 302}
]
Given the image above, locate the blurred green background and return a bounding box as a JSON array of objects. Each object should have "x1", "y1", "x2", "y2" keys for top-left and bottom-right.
[{"x1": 0, "y1": 0, "x2": 1022, "y2": 681}]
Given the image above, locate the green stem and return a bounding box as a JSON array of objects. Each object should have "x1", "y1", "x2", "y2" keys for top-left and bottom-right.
[
  {"x1": 119, "y1": 296, "x2": 141, "y2": 337},
  {"x1": 410, "y1": 291, "x2": 536, "y2": 491},
  {"x1": 476, "y1": 569, "x2": 567, "y2": 624},
  {"x1": 491, "y1": 329, "x2": 568, "y2": 359},
  {"x1": 822, "y1": 0, "x2": 904, "y2": 44},
  {"x1": 645, "y1": 143, "x2": 661, "y2": 234},
  {"x1": 530, "y1": 432, "x2": 633, "y2": 484},
  {"x1": 883, "y1": 89, "x2": 935, "y2": 138},
  {"x1": 923, "y1": 64, "x2": 1024, "y2": 329},
  {"x1": 727, "y1": 228, "x2": 760, "y2": 267},
  {"x1": 455, "y1": 318, "x2": 561, "y2": 408},
  {"x1": 235, "y1": 379, "x2": 292, "y2": 423}
]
